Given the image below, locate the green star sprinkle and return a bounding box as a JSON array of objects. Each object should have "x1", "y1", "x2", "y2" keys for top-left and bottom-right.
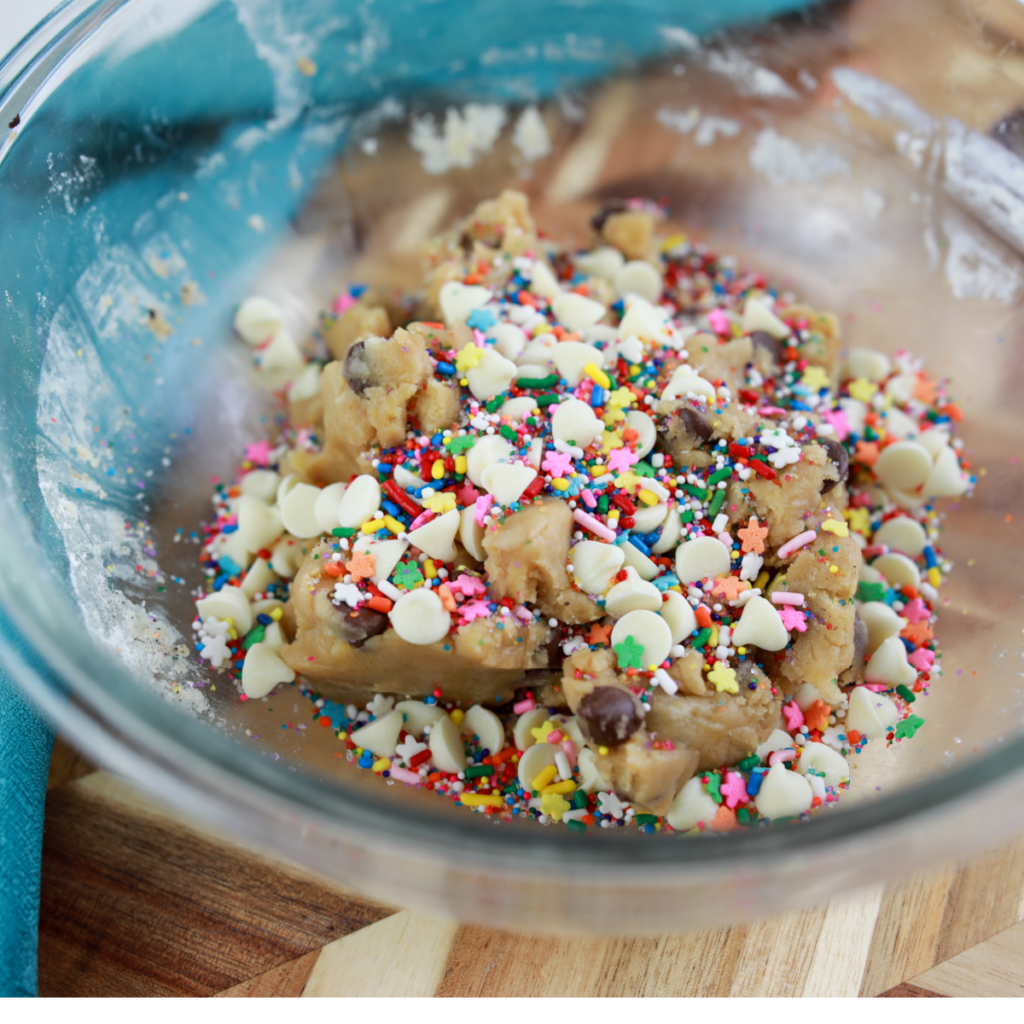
[
  {"x1": 447, "y1": 436, "x2": 476, "y2": 454},
  {"x1": 894, "y1": 714, "x2": 925, "y2": 741},
  {"x1": 613, "y1": 634, "x2": 645, "y2": 670},
  {"x1": 705, "y1": 772, "x2": 723, "y2": 804}
]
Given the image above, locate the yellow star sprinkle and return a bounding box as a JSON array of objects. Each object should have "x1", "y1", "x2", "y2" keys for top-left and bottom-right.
[
  {"x1": 530, "y1": 719, "x2": 556, "y2": 743},
  {"x1": 424, "y1": 492, "x2": 457, "y2": 513},
  {"x1": 540, "y1": 792, "x2": 571, "y2": 822},
  {"x1": 600, "y1": 430, "x2": 624, "y2": 454},
  {"x1": 821, "y1": 517, "x2": 849, "y2": 537},
  {"x1": 801, "y1": 365, "x2": 830, "y2": 391},
  {"x1": 847, "y1": 377, "x2": 878, "y2": 403},
  {"x1": 707, "y1": 662, "x2": 739, "y2": 694},
  {"x1": 608, "y1": 386, "x2": 636, "y2": 408},
  {"x1": 844, "y1": 507, "x2": 871, "y2": 536},
  {"x1": 614, "y1": 471, "x2": 642, "y2": 494},
  {"x1": 603, "y1": 407, "x2": 627, "y2": 425},
  {"x1": 454, "y1": 343, "x2": 483, "y2": 373}
]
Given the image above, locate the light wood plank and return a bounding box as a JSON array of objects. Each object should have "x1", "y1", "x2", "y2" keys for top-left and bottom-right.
[
  {"x1": 216, "y1": 951, "x2": 320, "y2": 997},
  {"x1": 302, "y1": 911, "x2": 459, "y2": 997},
  {"x1": 803, "y1": 885, "x2": 885, "y2": 997},
  {"x1": 911, "y1": 921, "x2": 1024, "y2": 998},
  {"x1": 728, "y1": 905, "x2": 826, "y2": 997}
]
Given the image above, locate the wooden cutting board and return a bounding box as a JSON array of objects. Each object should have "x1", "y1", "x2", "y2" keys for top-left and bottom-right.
[{"x1": 37, "y1": 740, "x2": 1024, "y2": 996}]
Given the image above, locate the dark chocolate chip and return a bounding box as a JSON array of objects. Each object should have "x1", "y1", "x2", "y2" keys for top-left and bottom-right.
[
  {"x1": 577, "y1": 686, "x2": 643, "y2": 748},
  {"x1": 334, "y1": 601, "x2": 389, "y2": 647},
  {"x1": 8, "y1": 113, "x2": 21, "y2": 129},
  {"x1": 590, "y1": 198, "x2": 628, "y2": 234},
  {"x1": 458, "y1": 230, "x2": 475, "y2": 255},
  {"x1": 818, "y1": 437, "x2": 850, "y2": 494},
  {"x1": 990, "y1": 108, "x2": 1024, "y2": 159},
  {"x1": 544, "y1": 629, "x2": 563, "y2": 669},
  {"x1": 677, "y1": 405, "x2": 714, "y2": 442},
  {"x1": 750, "y1": 330, "x2": 781, "y2": 365},
  {"x1": 342, "y1": 340, "x2": 373, "y2": 397}
]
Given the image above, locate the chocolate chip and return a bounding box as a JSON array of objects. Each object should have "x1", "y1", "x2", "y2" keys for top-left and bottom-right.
[
  {"x1": 750, "y1": 330, "x2": 781, "y2": 365},
  {"x1": 577, "y1": 686, "x2": 643, "y2": 748},
  {"x1": 334, "y1": 601, "x2": 389, "y2": 647},
  {"x1": 677, "y1": 405, "x2": 713, "y2": 442},
  {"x1": 990, "y1": 108, "x2": 1024, "y2": 159},
  {"x1": 342, "y1": 340, "x2": 373, "y2": 397},
  {"x1": 8, "y1": 113, "x2": 21, "y2": 130},
  {"x1": 544, "y1": 629, "x2": 563, "y2": 669},
  {"x1": 818, "y1": 437, "x2": 849, "y2": 494},
  {"x1": 590, "y1": 199, "x2": 628, "y2": 234}
]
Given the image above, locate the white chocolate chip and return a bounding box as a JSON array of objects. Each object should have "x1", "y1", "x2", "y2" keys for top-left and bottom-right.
[
  {"x1": 846, "y1": 684, "x2": 900, "y2": 738},
  {"x1": 675, "y1": 535, "x2": 731, "y2": 584},
  {"x1": 210, "y1": 529, "x2": 249, "y2": 573},
  {"x1": 250, "y1": 598, "x2": 284, "y2": 619},
  {"x1": 461, "y1": 705, "x2": 504, "y2": 754},
  {"x1": 240, "y1": 469, "x2": 280, "y2": 502},
  {"x1": 730, "y1": 595, "x2": 789, "y2": 652},
  {"x1": 261, "y1": 620, "x2": 285, "y2": 653},
  {"x1": 314, "y1": 482, "x2": 348, "y2": 534},
  {"x1": 883, "y1": 406, "x2": 921, "y2": 440},
  {"x1": 884, "y1": 372, "x2": 917, "y2": 404},
  {"x1": 258, "y1": 329, "x2": 305, "y2": 376},
  {"x1": 614, "y1": 260, "x2": 663, "y2": 302},
  {"x1": 625, "y1": 410, "x2": 657, "y2": 458},
  {"x1": 388, "y1": 588, "x2": 451, "y2": 645},
  {"x1": 610, "y1": 609, "x2": 673, "y2": 668},
  {"x1": 551, "y1": 398, "x2": 603, "y2": 449},
  {"x1": 571, "y1": 540, "x2": 625, "y2": 594},
  {"x1": 839, "y1": 397, "x2": 868, "y2": 437},
  {"x1": 351, "y1": 708, "x2": 405, "y2": 758},
  {"x1": 500, "y1": 396, "x2": 536, "y2": 421},
  {"x1": 289, "y1": 361, "x2": 322, "y2": 402},
  {"x1": 337, "y1": 475, "x2": 382, "y2": 528},
  {"x1": 354, "y1": 537, "x2": 409, "y2": 584},
  {"x1": 528, "y1": 260, "x2": 561, "y2": 299},
  {"x1": 604, "y1": 567, "x2": 662, "y2": 618},
  {"x1": 393, "y1": 463, "x2": 427, "y2": 490},
  {"x1": 429, "y1": 714, "x2": 468, "y2": 773},
  {"x1": 488, "y1": 321, "x2": 528, "y2": 361},
  {"x1": 667, "y1": 776, "x2": 720, "y2": 831},
  {"x1": 620, "y1": 539, "x2": 659, "y2": 582},
  {"x1": 630, "y1": 501, "x2": 668, "y2": 533},
  {"x1": 651, "y1": 510, "x2": 682, "y2": 555},
  {"x1": 516, "y1": 362, "x2": 550, "y2": 379},
  {"x1": 395, "y1": 700, "x2": 445, "y2": 737},
  {"x1": 459, "y1": 506, "x2": 487, "y2": 562},
  {"x1": 872, "y1": 517, "x2": 927, "y2": 557},
  {"x1": 552, "y1": 292, "x2": 607, "y2": 333},
  {"x1": 576, "y1": 747, "x2": 612, "y2": 794},
  {"x1": 550, "y1": 341, "x2": 604, "y2": 386},
  {"x1": 240, "y1": 557, "x2": 278, "y2": 600},
  {"x1": 197, "y1": 585, "x2": 252, "y2": 636},
  {"x1": 661, "y1": 367, "x2": 716, "y2": 403},
  {"x1": 924, "y1": 445, "x2": 970, "y2": 498},
  {"x1": 270, "y1": 536, "x2": 304, "y2": 579},
  {"x1": 659, "y1": 590, "x2": 697, "y2": 645},
  {"x1": 864, "y1": 636, "x2": 917, "y2": 687},
  {"x1": 875, "y1": 441, "x2": 933, "y2": 491},
  {"x1": 858, "y1": 602, "x2": 909, "y2": 658},
  {"x1": 439, "y1": 281, "x2": 493, "y2": 325},
  {"x1": 755, "y1": 763, "x2": 813, "y2": 819},
  {"x1": 742, "y1": 296, "x2": 791, "y2": 339},
  {"x1": 575, "y1": 246, "x2": 624, "y2": 281},
  {"x1": 241, "y1": 642, "x2": 295, "y2": 698},
  {"x1": 796, "y1": 742, "x2": 850, "y2": 788},
  {"x1": 513, "y1": 707, "x2": 550, "y2": 751},
  {"x1": 407, "y1": 508, "x2": 461, "y2": 562},
  {"x1": 466, "y1": 347, "x2": 518, "y2": 401},
  {"x1": 237, "y1": 495, "x2": 284, "y2": 553},
  {"x1": 847, "y1": 347, "x2": 891, "y2": 382},
  {"x1": 872, "y1": 552, "x2": 921, "y2": 590},
  {"x1": 755, "y1": 729, "x2": 795, "y2": 760},
  {"x1": 480, "y1": 462, "x2": 537, "y2": 506},
  {"x1": 280, "y1": 482, "x2": 325, "y2": 539},
  {"x1": 234, "y1": 296, "x2": 283, "y2": 345},
  {"x1": 517, "y1": 741, "x2": 559, "y2": 789},
  {"x1": 618, "y1": 297, "x2": 671, "y2": 344},
  {"x1": 916, "y1": 428, "x2": 951, "y2": 459},
  {"x1": 466, "y1": 435, "x2": 513, "y2": 486},
  {"x1": 520, "y1": 334, "x2": 558, "y2": 367}
]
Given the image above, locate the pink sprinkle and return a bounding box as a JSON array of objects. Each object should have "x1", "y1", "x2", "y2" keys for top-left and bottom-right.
[
  {"x1": 862, "y1": 544, "x2": 888, "y2": 559},
  {"x1": 244, "y1": 440, "x2": 272, "y2": 466},
  {"x1": 862, "y1": 683, "x2": 888, "y2": 692},
  {"x1": 513, "y1": 696, "x2": 536, "y2": 714},
  {"x1": 909, "y1": 648, "x2": 934, "y2": 672},
  {"x1": 332, "y1": 293, "x2": 356, "y2": 314},
  {"x1": 821, "y1": 408, "x2": 850, "y2": 440},
  {"x1": 448, "y1": 574, "x2": 487, "y2": 596},
  {"x1": 459, "y1": 599, "x2": 492, "y2": 623},
  {"x1": 408, "y1": 509, "x2": 434, "y2": 532},
  {"x1": 573, "y1": 508, "x2": 616, "y2": 542},
  {"x1": 547, "y1": 729, "x2": 564, "y2": 744},
  {"x1": 607, "y1": 446, "x2": 639, "y2": 473},
  {"x1": 771, "y1": 592, "x2": 805, "y2": 606},
  {"x1": 388, "y1": 766, "x2": 420, "y2": 786},
  {"x1": 782, "y1": 700, "x2": 804, "y2": 730},
  {"x1": 474, "y1": 493, "x2": 494, "y2": 527},
  {"x1": 769, "y1": 749, "x2": 797, "y2": 767},
  {"x1": 581, "y1": 489, "x2": 597, "y2": 508},
  {"x1": 721, "y1": 771, "x2": 749, "y2": 808},
  {"x1": 760, "y1": 406, "x2": 787, "y2": 416},
  {"x1": 708, "y1": 307, "x2": 730, "y2": 335},
  {"x1": 777, "y1": 530, "x2": 817, "y2": 559},
  {"x1": 902, "y1": 597, "x2": 930, "y2": 625},
  {"x1": 561, "y1": 740, "x2": 577, "y2": 768},
  {"x1": 473, "y1": 328, "x2": 487, "y2": 346}
]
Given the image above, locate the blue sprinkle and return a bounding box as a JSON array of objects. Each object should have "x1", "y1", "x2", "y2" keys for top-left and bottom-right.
[
  {"x1": 746, "y1": 769, "x2": 766, "y2": 797},
  {"x1": 381, "y1": 500, "x2": 405, "y2": 520},
  {"x1": 923, "y1": 546, "x2": 937, "y2": 568},
  {"x1": 350, "y1": 283, "x2": 367, "y2": 298},
  {"x1": 653, "y1": 573, "x2": 679, "y2": 592},
  {"x1": 437, "y1": 362, "x2": 456, "y2": 376},
  {"x1": 900, "y1": 636, "x2": 916, "y2": 654},
  {"x1": 466, "y1": 307, "x2": 497, "y2": 330},
  {"x1": 218, "y1": 555, "x2": 242, "y2": 577},
  {"x1": 590, "y1": 385, "x2": 605, "y2": 408},
  {"x1": 195, "y1": 642, "x2": 204, "y2": 652},
  {"x1": 221, "y1": 523, "x2": 238, "y2": 534},
  {"x1": 426, "y1": 695, "x2": 437, "y2": 705},
  {"x1": 629, "y1": 536, "x2": 651, "y2": 556},
  {"x1": 256, "y1": 613, "x2": 272, "y2": 626}
]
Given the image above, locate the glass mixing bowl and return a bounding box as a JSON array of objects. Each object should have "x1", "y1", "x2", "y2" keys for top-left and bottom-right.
[{"x1": 3, "y1": 0, "x2": 1024, "y2": 934}]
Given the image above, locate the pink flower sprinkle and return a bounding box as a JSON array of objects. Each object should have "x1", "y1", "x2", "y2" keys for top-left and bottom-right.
[
  {"x1": 721, "y1": 771, "x2": 749, "y2": 808},
  {"x1": 909, "y1": 648, "x2": 935, "y2": 672},
  {"x1": 778, "y1": 605, "x2": 808, "y2": 632},
  {"x1": 474, "y1": 493, "x2": 494, "y2": 527},
  {"x1": 902, "y1": 597, "x2": 930, "y2": 625},
  {"x1": 782, "y1": 701, "x2": 805, "y2": 730},
  {"x1": 459, "y1": 599, "x2": 492, "y2": 623},
  {"x1": 821, "y1": 408, "x2": 850, "y2": 440},
  {"x1": 607, "y1": 446, "x2": 639, "y2": 473},
  {"x1": 708, "y1": 307, "x2": 731, "y2": 335},
  {"x1": 448, "y1": 574, "x2": 487, "y2": 597},
  {"x1": 543, "y1": 449, "x2": 574, "y2": 477},
  {"x1": 245, "y1": 440, "x2": 272, "y2": 466},
  {"x1": 332, "y1": 293, "x2": 356, "y2": 314}
]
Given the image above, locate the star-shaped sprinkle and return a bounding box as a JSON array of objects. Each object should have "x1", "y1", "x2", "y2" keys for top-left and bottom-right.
[
  {"x1": 902, "y1": 620, "x2": 933, "y2": 646},
  {"x1": 244, "y1": 440, "x2": 272, "y2": 466},
  {"x1": 855, "y1": 440, "x2": 879, "y2": 466},
  {"x1": 459, "y1": 598, "x2": 492, "y2": 622},
  {"x1": 801, "y1": 365, "x2": 830, "y2": 391},
  {"x1": 822, "y1": 408, "x2": 850, "y2": 439},
  {"x1": 893, "y1": 714, "x2": 925, "y2": 741},
  {"x1": 710, "y1": 805, "x2": 738, "y2": 832},
  {"x1": 740, "y1": 551, "x2": 764, "y2": 581},
  {"x1": 821, "y1": 518, "x2": 848, "y2": 537},
  {"x1": 333, "y1": 582, "x2": 363, "y2": 606},
  {"x1": 542, "y1": 449, "x2": 574, "y2": 477},
  {"x1": 455, "y1": 343, "x2": 484, "y2": 372},
  {"x1": 466, "y1": 307, "x2": 497, "y2": 330},
  {"x1": 393, "y1": 559, "x2": 424, "y2": 589},
  {"x1": 613, "y1": 634, "x2": 645, "y2": 670},
  {"x1": 199, "y1": 633, "x2": 230, "y2": 668},
  {"x1": 368, "y1": 693, "x2": 395, "y2": 716},
  {"x1": 614, "y1": 471, "x2": 642, "y2": 494},
  {"x1": 738, "y1": 516, "x2": 769, "y2": 554},
  {"x1": 587, "y1": 622, "x2": 613, "y2": 646},
  {"x1": 345, "y1": 550, "x2": 376, "y2": 582},
  {"x1": 600, "y1": 429, "x2": 624, "y2": 454},
  {"x1": 598, "y1": 791, "x2": 625, "y2": 819},
  {"x1": 447, "y1": 574, "x2": 487, "y2": 596},
  {"x1": 395, "y1": 736, "x2": 428, "y2": 762},
  {"x1": 608, "y1": 387, "x2": 635, "y2": 409},
  {"x1": 456, "y1": 481, "x2": 481, "y2": 505},
  {"x1": 908, "y1": 647, "x2": 934, "y2": 672},
  {"x1": 720, "y1": 771, "x2": 749, "y2": 809},
  {"x1": 845, "y1": 507, "x2": 871, "y2": 535},
  {"x1": 902, "y1": 597, "x2": 929, "y2": 625},
  {"x1": 607, "y1": 446, "x2": 639, "y2": 473},
  {"x1": 847, "y1": 377, "x2": 878, "y2": 402},
  {"x1": 541, "y1": 792, "x2": 571, "y2": 821},
  {"x1": 782, "y1": 701, "x2": 805, "y2": 730},
  {"x1": 424, "y1": 492, "x2": 456, "y2": 513},
  {"x1": 913, "y1": 376, "x2": 938, "y2": 404},
  {"x1": 448, "y1": 436, "x2": 475, "y2": 454},
  {"x1": 530, "y1": 719, "x2": 557, "y2": 743},
  {"x1": 711, "y1": 575, "x2": 749, "y2": 602},
  {"x1": 707, "y1": 662, "x2": 738, "y2": 694},
  {"x1": 778, "y1": 605, "x2": 807, "y2": 632},
  {"x1": 804, "y1": 699, "x2": 829, "y2": 731},
  {"x1": 705, "y1": 772, "x2": 723, "y2": 803}
]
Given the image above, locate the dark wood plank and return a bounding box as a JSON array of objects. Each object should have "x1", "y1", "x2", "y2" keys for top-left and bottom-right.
[
  {"x1": 47, "y1": 738, "x2": 96, "y2": 791},
  {"x1": 877, "y1": 982, "x2": 947, "y2": 998},
  {"x1": 215, "y1": 951, "x2": 320, "y2": 997},
  {"x1": 37, "y1": 777, "x2": 394, "y2": 997}
]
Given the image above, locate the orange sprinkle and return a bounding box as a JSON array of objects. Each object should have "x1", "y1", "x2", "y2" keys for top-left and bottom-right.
[
  {"x1": 694, "y1": 604, "x2": 713, "y2": 629},
  {"x1": 345, "y1": 550, "x2": 375, "y2": 582},
  {"x1": 804, "y1": 700, "x2": 830, "y2": 732},
  {"x1": 710, "y1": 805, "x2": 738, "y2": 832},
  {"x1": 322, "y1": 562, "x2": 342, "y2": 577},
  {"x1": 463, "y1": 273, "x2": 481, "y2": 285},
  {"x1": 855, "y1": 440, "x2": 880, "y2": 467},
  {"x1": 367, "y1": 595, "x2": 393, "y2": 614}
]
